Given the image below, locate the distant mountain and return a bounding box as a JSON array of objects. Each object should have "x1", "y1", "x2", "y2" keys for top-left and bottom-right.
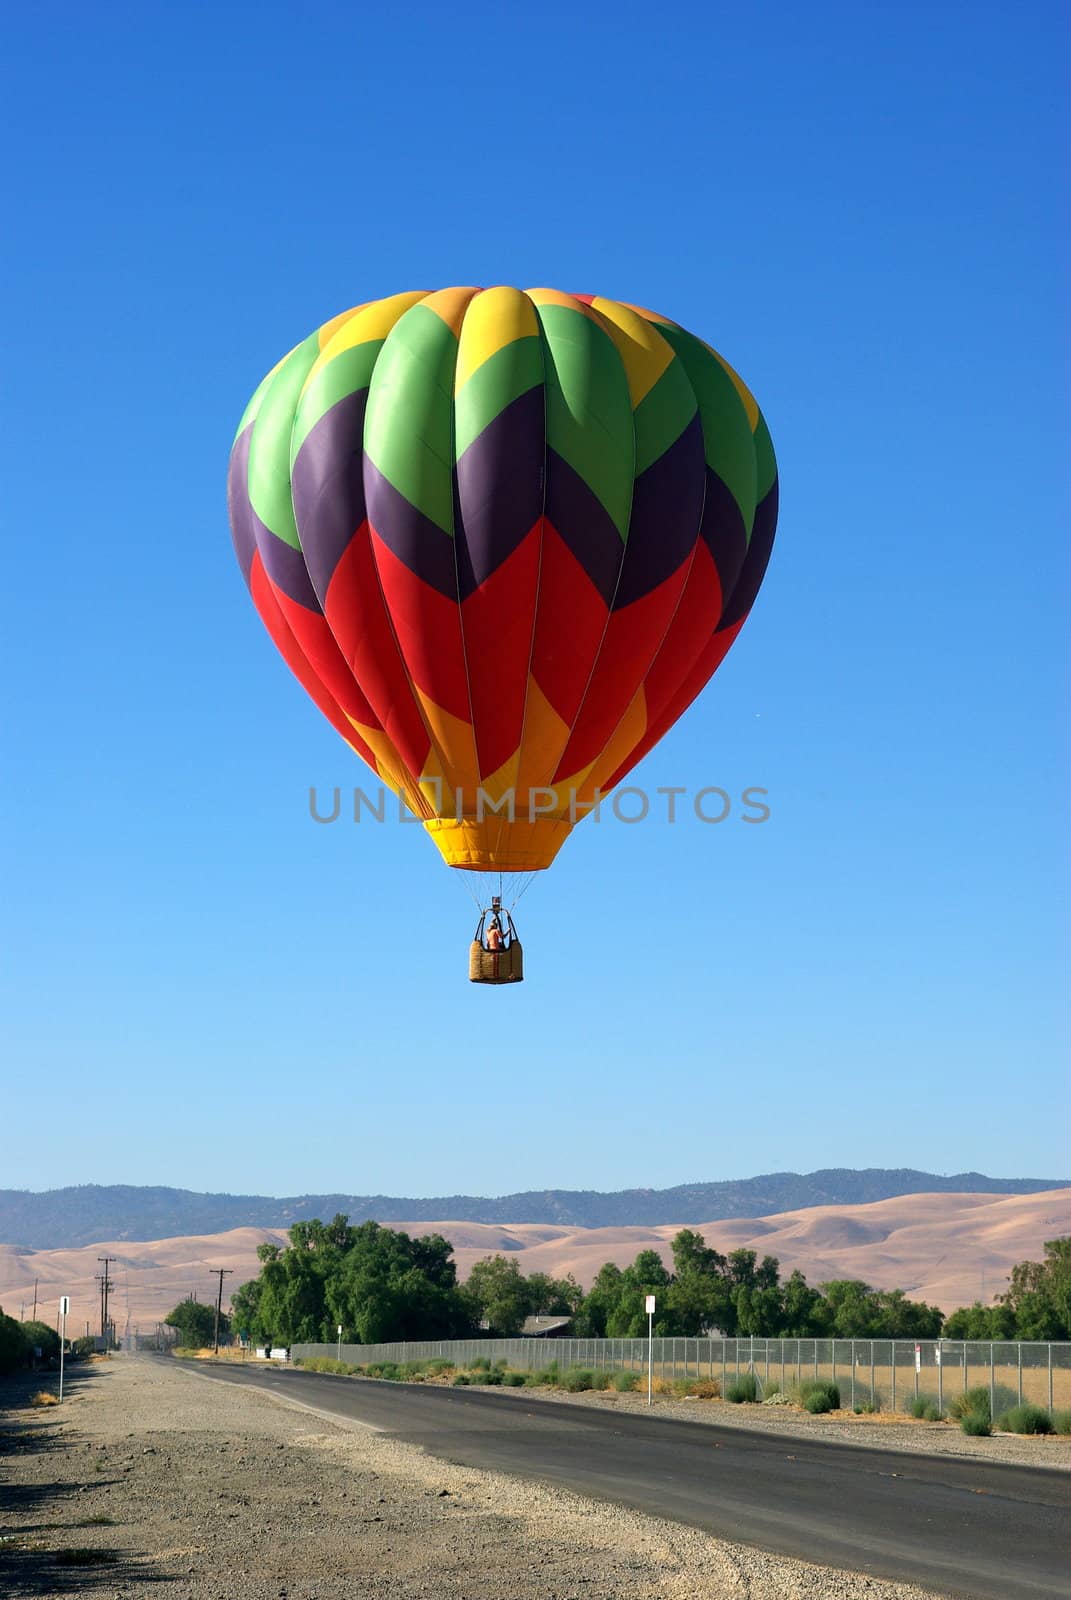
[{"x1": 0, "y1": 1170, "x2": 1066, "y2": 1249}]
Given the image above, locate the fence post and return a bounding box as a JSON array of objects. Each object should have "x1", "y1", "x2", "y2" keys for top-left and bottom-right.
[
  {"x1": 1017, "y1": 1342, "x2": 1022, "y2": 1405},
  {"x1": 938, "y1": 1341, "x2": 943, "y2": 1413},
  {"x1": 990, "y1": 1343, "x2": 995, "y2": 1421},
  {"x1": 963, "y1": 1340, "x2": 968, "y2": 1396},
  {"x1": 1049, "y1": 1343, "x2": 1054, "y2": 1413},
  {"x1": 891, "y1": 1343, "x2": 896, "y2": 1413},
  {"x1": 870, "y1": 1341, "x2": 875, "y2": 1409},
  {"x1": 851, "y1": 1340, "x2": 855, "y2": 1410},
  {"x1": 781, "y1": 1341, "x2": 785, "y2": 1395},
  {"x1": 832, "y1": 1342, "x2": 837, "y2": 1398}
]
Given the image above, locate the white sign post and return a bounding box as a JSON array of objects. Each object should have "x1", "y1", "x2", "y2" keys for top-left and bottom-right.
[
  {"x1": 337, "y1": 1324, "x2": 343, "y2": 1362},
  {"x1": 645, "y1": 1295, "x2": 656, "y2": 1408},
  {"x1": 58, "y1": 1297, "x2": 70, "y2": 1401}
]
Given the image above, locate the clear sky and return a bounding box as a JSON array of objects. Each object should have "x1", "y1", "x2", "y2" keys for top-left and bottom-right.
[{"x1": 2, "y1": 2, "x2": 1067, "y2": 1199}]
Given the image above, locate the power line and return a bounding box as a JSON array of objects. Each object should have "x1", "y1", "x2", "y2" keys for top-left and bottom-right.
[
  {"x1": 97, "y1": 1257, "x2": 117, "y2": 1345},
  {"x1": 209, "y1": 1269, "x2": 232, "y2": 1354}
]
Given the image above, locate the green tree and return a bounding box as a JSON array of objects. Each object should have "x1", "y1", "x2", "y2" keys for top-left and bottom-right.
[
  {"x1": 164, "y1": 1298, "x2": 226, "y2": 1346},
  {"x1": 942, "y1": 1300, "x2": 1015, "y2": 1339},
  {"x1": 0, "y1": 1308, "x2": 23, "y2": 1372},
  {"x1": 524, "y1": 1271, "x2": 583, "y2": 1317},
  {"x1": 667, "y1": 1229, "x2": 734, "y2": 1334},
  {"x1": 1001, "y1": 1238, "x2": 1071, "y2": 1338},
  {"x1": 606, "y1": 1249, "x2": 674, "y2": 1336},
  {"x1": 574, "y1": 1262, "x2": 624, "y2": 1337},
  {"x1": 229, "y1": 1278, "x2": 264, "y2": 1342},
  {"x1": 463, "y1": 1256, "x2": 531, "y2": 1334},
  {"x1": 20, "y1": 1320, "x2": 61, "y2": 1361},
  {"x1": 781, "y1": 1270, "x2": 829, "y2": 1336}
]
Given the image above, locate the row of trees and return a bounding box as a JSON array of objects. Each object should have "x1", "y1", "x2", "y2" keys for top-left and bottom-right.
[
  {"x1": 219, "y1": 1217, "x2": 1071, "y2": 1348},
  {"x1": 164, "y1": 1298, "x2": 231, "y2": 1347},
  {"x1": 0, "y1": 1310, "x2": 62, "y2": 1372},
  {"x1": 573, "y1": 1231, "x2": 944, "y2": 1339},
  {"x1": 943, "y1": 1238, "x2": 1071, "y2": 1340}
]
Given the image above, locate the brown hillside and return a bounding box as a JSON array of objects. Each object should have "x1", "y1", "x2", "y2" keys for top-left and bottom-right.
[{"x1": 2, "y1": 1190, "x2": 1068, "y2": 1334}]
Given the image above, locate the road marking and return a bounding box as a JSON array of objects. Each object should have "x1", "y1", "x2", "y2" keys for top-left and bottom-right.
[{"x1": 177, "y1": 1366, "x2": 383, "y2": 1433}]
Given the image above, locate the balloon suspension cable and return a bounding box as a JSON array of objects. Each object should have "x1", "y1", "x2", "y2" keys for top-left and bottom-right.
[{"x1": 509, "y1": 871, "x2": 538, "y2": 912}]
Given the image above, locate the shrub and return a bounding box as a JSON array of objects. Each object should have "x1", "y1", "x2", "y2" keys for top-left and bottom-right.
[
  {"x1": 854, "y1": 1400, "x2": 880, "y2": 1415},
  {"x1": 949, "y1": 1386, "x2": 990, "y2": 1421},
  {"x1": 995, "y1": 1404, "x2": 1053, "y2": 1435},
  {"x1": 683, "y1": 1378, "x2": 721, "y2": 1399},
  {"x1": 503, "y1": 1371, "x2": 525, "y2": 1386},
  {"x1": 799, "y1": 1379, "x2": 840, "y2": 1412},
  {"x1": 763, "y1": 1378, "x2": 783, "y2": 1399},
  {"x1": 469, "y1": 1357, "x2": 492, "y2": 1372},
  {"x1": 482, "y1": 1368, "x2": 504, "y2": 1385},
  {"x1": 948, "y1": 1383, "x2": 1018, "y2": 1421},
  {"x1": 960, "y1": 1410, "x2": 992, "y2": 1436},
  {"x1": 613, "y1": 1371, "x2": 638, "y2": 1393},
  {"x1": 909, "y1": 1395, "x2": 945, "y2": 1421},
  {"x1": 563, "y1": 1368, "x2": 595, "y2": 1392},
  {"x1": 451, "y1": 1373, "x2": 470, "y2": 1386},
  {"x1": 590, "y1": 1371, "x2": 612, "y2": 1391},
  {"x1": 30, "y1": 1391, "x2": 58, "y2": 1407},
  {"x1": 425, "y1": 1360, "x2": 454, "y2": 1376},
  {"x1": 1050, "y1": 1409, "x2": 1071, "y2": 1435},
  {"x1": 725, "y1": 1374, "x2": 759, "y2": 1403}
]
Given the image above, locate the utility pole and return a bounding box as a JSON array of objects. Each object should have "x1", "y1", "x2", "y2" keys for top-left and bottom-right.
[
  {"x1": 210, "y1": 1270, "x2": 232, "y2": 1353},
  {"x1": 32, "y1": 1278, "x2": 38, "y2": 1320},
  {"x1": 97, "y1": 1258, "x2": 116, "y2": 1345}
]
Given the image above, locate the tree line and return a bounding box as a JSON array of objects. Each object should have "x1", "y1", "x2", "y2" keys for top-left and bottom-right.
[
  {"x1": 171, "y1": 1218, "x2": 1070, "y2": 1350},
  {"x1": 0, "y1": 1311, "x2": 84, "y2": 1372}
]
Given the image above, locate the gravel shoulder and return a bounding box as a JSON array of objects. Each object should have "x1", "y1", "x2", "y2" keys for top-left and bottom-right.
[
  {"x1": 0, "y1": 1354, "x2": 956, "y2": 1600},
  {"x1": 472, "y1": 1378, "x2": 1071, "y2": 1470}
]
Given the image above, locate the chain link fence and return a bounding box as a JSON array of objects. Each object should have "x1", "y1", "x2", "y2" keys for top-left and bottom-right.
[{"x1": 289, "y1": 1336, "x2": 1071, "y2": 1415}]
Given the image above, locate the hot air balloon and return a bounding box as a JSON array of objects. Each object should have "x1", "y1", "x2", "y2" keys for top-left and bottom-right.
[{"x1": 227, "y1": 288, "x2": 778, "y2": 982}]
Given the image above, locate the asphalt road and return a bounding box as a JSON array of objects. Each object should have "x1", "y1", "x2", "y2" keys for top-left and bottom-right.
[{"x1": 186, "y1": 1362, "x2": 1071, "y2": 1600}]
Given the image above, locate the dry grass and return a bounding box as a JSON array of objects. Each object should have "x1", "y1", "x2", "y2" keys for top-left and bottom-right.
[
  {"x1": 680, "y1": 1378, "x2": 721, "y2": 1399},
  {"x1": 29, "y1": 1390, "x2": 59, "y2": 1407},
  {"x1": 172, "y1": 1345, "x2": 250, "y2": 1362}
]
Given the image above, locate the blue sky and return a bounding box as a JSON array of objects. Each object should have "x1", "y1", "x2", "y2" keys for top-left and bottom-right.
[{"x1": 3, "y1": 2, "x2": 1067, "y2": 1198}]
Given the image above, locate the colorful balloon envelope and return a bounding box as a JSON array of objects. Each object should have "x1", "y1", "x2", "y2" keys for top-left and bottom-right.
[{"x1": 228, "y1": 287, "x2": 777, "y2": 874}]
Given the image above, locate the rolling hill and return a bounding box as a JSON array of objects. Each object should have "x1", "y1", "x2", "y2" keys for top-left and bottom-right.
[
  {"x1": 1, "y1": 1169, "x2": 1066, "y2": 1248},
  {"x1": 3, "y1": 1187, "x2": 1069, "y2": 1332}
]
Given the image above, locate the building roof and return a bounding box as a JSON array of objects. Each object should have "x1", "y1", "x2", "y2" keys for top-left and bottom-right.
[{"x1": 521, "y1": 1314, "x2": 574, "y2": 1336}]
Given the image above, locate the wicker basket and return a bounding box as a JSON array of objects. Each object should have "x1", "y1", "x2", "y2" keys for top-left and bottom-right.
[{"x1": 469, "y1": 940, "x2": 524, "y2": 984}]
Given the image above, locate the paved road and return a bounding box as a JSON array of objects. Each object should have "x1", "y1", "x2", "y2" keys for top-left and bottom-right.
[{"x1": 185, "y1": 1362, "x2": 1071, "y2": 1600}]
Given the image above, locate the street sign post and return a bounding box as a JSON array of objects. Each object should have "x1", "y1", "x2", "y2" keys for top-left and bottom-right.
[
  {"x1": 58, "y1": 1297, "x2": 70, "y2": 1401},
  {"x1": 337, "y1": 1324, "x2": 343, "y2": 1361},
  {"x1": 645, "y1": 1295, "x2": 656, "y2": 1407}
]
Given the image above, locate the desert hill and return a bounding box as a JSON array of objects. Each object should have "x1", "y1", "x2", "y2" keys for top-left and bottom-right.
[
  {"x1": 1, "y1": 1169, "x2": 1066, "y2": 1248},
  {"x1": 2, "y1": 1188, "x2": 1068, "y2": 1335}
]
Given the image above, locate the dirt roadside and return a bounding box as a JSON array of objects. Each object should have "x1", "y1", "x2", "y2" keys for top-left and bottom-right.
[
  {"x1": 0, "y1": 1355, "x2": 952, "y2": 1600},
  {"x1": 457, "y1": 1375, "x2": 1071, "y2": 1470}
]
